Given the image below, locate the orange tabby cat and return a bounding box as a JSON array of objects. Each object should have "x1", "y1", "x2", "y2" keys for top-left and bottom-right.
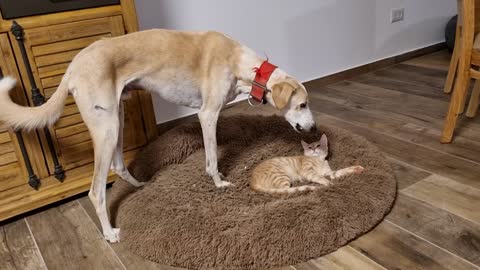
[{"x1": 250, "y1": 134, "x2": 364, "y2": 194}]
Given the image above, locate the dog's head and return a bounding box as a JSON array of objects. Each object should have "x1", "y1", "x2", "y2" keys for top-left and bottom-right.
[{"x1": 266, "y1": 78, "x2": 316, "y2": 133}]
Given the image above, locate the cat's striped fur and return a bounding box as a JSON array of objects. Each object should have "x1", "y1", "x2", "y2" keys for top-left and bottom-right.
[{"x1": 250, "y1": 134, "x2": 363, "y2": 194}]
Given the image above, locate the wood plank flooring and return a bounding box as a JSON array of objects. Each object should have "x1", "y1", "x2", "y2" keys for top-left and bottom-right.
[{"x1": 1, "y1": 50, "x2": 479, "y2": 269}]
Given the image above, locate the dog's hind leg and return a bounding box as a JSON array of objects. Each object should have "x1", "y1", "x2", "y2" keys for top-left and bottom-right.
[
  {"x1": 79, "y1": 95, "x2": 122, "y2": 242},
  {"x1": 110, "y1": 101, "x2": 144, "y2": 187},
  {"x1": 89, "y1": 119, "x2": 121, "y2": 242}
]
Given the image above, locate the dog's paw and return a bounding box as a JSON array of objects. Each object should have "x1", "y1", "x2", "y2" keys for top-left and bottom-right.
[
  {"x1": 122, "y1": 179, "x2": 145, "y2": 188},
  {"x1": 212, "y1": 172, "x2": 233, "y2": 188},
  {"x1": 104, "y1": 228, "x2": 121, "y2": 243},
  {"x1": 132, "y1": 181, "x2": 146, "y2": 188},
  {"x1": 352, "y1": 166, "x2": 365, "y2": 174}
]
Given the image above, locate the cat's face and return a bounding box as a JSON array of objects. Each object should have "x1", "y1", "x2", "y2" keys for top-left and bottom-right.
[{"x1": 301, "y1": 134, "x2": 328, "y2": 158}]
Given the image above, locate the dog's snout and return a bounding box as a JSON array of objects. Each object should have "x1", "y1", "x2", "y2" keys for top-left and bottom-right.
[{"x1": 310, "y1": 125, "x2": 317, "y2": 132}]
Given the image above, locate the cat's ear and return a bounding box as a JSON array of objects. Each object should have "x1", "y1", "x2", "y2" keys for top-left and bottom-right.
[
  {"x1": 319, "y1": 134, "x2": 328, "y2": 152},
  {"x1": 301, "y1": 140, "x2": 309, "y2": 149}
]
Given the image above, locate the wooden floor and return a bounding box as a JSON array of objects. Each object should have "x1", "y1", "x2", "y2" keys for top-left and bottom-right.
[{"x1": 2, "y1": 50, "x2": 480, "y2": 270}]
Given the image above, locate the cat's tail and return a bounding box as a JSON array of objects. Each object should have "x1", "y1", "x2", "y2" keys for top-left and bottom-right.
[{"x1": 256, "y1": 185, "x2": 321, "y2": 194}]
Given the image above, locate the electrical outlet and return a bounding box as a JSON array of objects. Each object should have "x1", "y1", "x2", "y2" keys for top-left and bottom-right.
[{"x1": 391, "y1": 8, "x2": 405, "y2": 23}]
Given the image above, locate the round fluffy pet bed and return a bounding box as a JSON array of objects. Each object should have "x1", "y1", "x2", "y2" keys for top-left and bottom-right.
[{"x1": 109, "y1": 115, "x2": 396, "y2": 270}]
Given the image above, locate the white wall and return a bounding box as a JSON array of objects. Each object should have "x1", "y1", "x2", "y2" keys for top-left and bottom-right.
[{"x1": 134, "y1": 0, "x2": 457, "y2": 124}]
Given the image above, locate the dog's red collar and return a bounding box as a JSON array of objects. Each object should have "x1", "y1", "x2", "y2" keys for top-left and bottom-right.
[{"x1": 249, "y1": 60, "x2": 277, "y2": 105}]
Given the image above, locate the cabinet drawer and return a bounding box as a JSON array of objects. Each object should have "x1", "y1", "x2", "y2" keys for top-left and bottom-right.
[
  {"x1": 0, "y1": 129, "x2": 23, "y2": 192},
  {"x1": 0, "y1": 33, "x2": 47, "y2": 191}
]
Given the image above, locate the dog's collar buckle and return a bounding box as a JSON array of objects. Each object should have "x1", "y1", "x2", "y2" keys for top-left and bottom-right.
[
  {"x1": 249, "y1": 60, "x2": 277, "y2": 107},
  {"x1": 247, "y1": 92, "x2": 265, "y2": 107}
]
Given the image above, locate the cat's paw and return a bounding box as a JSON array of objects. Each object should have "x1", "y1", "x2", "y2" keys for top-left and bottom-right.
[
  {"x1": 215, "y1": 180, "x2": 234, "y2": 188},
  {"x1": 352, "y1": 166, "x2": 364, "y2": 174}
]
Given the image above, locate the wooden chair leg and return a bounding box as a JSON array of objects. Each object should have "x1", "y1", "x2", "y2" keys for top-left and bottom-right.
[
  {"x1": 441, "y1": 71, "x2": 471, "y2": 143},
  {"x1": 445, "y1": 25, "x2": 462, "y2": 94},
  {"x1": 466, "y1": 80, "x2": 480, "y2": 117},
  {"x1": 458, "y1": 82, "x2": 470, "y2": 113}
]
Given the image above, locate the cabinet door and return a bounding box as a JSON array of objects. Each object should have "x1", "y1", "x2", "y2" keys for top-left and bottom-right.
[
  {"x1": 0, "y1": 34, "x2": 46, "y2": 192},
  {"x1": 10, "y1": 16, "x2": 148, "y2": 174}
]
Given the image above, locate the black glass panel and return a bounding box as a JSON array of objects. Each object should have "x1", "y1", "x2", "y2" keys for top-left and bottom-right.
[{"x1": 0, "y1": 0, "x2": 120, "y2": 19}]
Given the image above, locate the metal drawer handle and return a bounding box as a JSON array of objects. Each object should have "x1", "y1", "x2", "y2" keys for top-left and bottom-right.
[{"x1": 11, "y1": 21, "x2": 65, "y2": 184}]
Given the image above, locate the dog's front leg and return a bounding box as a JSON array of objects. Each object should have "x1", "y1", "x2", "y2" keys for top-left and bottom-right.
[{"x1": 198, "y1": 109, "x2": 232, "y2": 187}]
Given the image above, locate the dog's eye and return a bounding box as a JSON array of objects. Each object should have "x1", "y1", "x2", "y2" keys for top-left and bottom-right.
[{"x1": 300, "y1": 103, "x2": 307, "y2": 109}]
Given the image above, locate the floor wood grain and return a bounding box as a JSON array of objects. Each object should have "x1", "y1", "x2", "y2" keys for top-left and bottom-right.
[
  {"x1": 25, "y1": 200, "x2": 126, "y2": 270},
  {"x1": 0, "y1": 50, "x2": 479, "y2": 269},
  {"x1": 295, "y1": 246, "x2": 386, "y2": 270},
  {"x1": 387, "y1": 194, "x2": 480, "y2": 266},
  {"x1": 402, "y1": 175, "x2": 480, "y2": 224},
  {"x1": 77, "y1": 195, "x2": 180, "y2": 270},
  {"x1": 387, "y1": 158, "x2": 431, "y2": 190},
  {"x1": 404, "y1": 50, "x2": 452, "y2": 71},
  {"x1": 0, "y1": 218, "x2": 47, "y2": 270},
  {"x1": 349, "y1": 221, "x2": 478, "y2": 270}
]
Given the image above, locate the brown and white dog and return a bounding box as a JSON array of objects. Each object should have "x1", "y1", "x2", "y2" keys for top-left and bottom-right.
[{"x1": 0, "y1": 29, "x2": 315, "y2": 242}]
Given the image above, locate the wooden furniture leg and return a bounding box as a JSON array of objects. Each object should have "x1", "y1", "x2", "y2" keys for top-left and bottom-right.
[
  {"x1": 442, "y1": 71, "x2": 470, "y2": 143},
  {"x1": 458, "y1": 79, "x2": 470, "y2": 113},
  {"x1": 445, "y1": 24, "x2": 461, "y2": 93},
  {"x1": 441, "y1": 0, "x2": 475, "y2": 143},
  {"x1": 466, "y1": 81, "x2": 480, "y2": 117}
]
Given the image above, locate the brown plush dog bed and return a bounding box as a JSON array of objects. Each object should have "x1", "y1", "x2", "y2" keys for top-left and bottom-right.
[{"x1": 109, "y1": 115, "x2": 396, "y2": 270}]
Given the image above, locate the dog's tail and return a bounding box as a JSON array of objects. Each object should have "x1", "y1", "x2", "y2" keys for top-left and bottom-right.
[{"x1": 0, "y1": 76, "x2": 68, "y2": 130}]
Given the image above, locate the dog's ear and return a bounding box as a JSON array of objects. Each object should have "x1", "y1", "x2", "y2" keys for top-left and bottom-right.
[{"x1": 271, "y1": 81, "x2": 296, "y2": 110}]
